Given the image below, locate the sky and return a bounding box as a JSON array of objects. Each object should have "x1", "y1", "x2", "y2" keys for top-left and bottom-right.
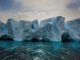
[{"x1": 0, "y1": 0, "x2": 80, "y2": 22}]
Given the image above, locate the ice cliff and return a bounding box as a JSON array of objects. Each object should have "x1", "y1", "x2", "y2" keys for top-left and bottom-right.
[
  {"x1": 65, "y1": 18, "x2": 80, "y2": 40},
  {"x1": 0, "y1": 16, "x2": 80, "y2": 42}
]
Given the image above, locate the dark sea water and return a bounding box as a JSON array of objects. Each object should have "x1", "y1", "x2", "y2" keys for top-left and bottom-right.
[{"x1": 0, "y1": 40, "x2": 80, "y2": 60}]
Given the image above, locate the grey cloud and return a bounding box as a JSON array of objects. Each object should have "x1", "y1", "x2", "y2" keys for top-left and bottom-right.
[
  {"x1": 0, "y1": 0, "x2": 33, "y2": 12},
  {"x1": 67, "y1": 0, "x2": 80, "y2": 9}
]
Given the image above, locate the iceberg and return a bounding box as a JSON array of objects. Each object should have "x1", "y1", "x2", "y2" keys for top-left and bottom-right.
[
  {"x1": 7, "y1": 19, "x2": 22, "y2": 41},
  {"x1": 0, "y1": 21, "x2": 8, "y2": 37},
  {"x1": 7, "y1": 19, "x2": 33, "y2": 41},
  {"x1": 65, "y1": 18, "x2": 80, "y2": 40},
  {"x1": 40, "y1": 18, "x2": 53, "y2": 27},
  {"x1": 19, "y1": 20, "x2": 33, "y2": 41},
  {"x1": 0, "y1": 16, "x2": 80, "y2": 42},
  {"x1": 52, "y1": 16, "x2": 65, "y2": 41},
  {"x1": 33, "y1": 16, "x2": 65, "y2": 41},
  {"x1": 33, "y1": 23, "x2": 54, "y2": 41}
]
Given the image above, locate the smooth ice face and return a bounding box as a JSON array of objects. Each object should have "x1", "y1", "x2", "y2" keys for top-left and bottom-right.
[
  {"x1": 40, "y1": 18, "x2": 53, "y2": 27},
  {"x1": 7, "y1": 19, "x2": 22, "y2": 41},
  {"x1": 65, "y1": 18, "x2": 80, "y2": 40},
  {"x1": 53, "y1": 16, "x2": 65, "y2": 32},
  {"x1": 0, "y1": 21, "x2": 8, "y2": 37},
  {"x1": 19, "y1": 21, "x2": 33, "y2": 41},
  {"x1": 52, "y1": 16, "x2": 65, "y2": 41},
  {"x1": 7, "y1": 19, "x2": 33, "y2": 41}
]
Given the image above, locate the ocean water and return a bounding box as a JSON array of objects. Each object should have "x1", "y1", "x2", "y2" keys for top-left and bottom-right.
[
  {"x1": 0, "y1": 40, "x2": 80, "y2": 60},
  {"x1": 0, "y1": 40, "x2": 80, "y2": 49}
]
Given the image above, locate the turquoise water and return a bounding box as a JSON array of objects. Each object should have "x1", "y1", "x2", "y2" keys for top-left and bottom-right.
[
  {"x1": 0, "y1": 40, "x2": 80, "y2": 60},
  {"x1": 0, "y1": 40, "x2": 80, "y2": 49}
]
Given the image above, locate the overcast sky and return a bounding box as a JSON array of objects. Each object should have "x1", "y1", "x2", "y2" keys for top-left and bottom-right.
[{"x1": 0, "y1": 0, "x2": 80, "y2": 22}]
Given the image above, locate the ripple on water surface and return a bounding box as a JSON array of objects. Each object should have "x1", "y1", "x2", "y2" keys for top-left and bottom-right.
[{"x1": 0, "y1": 40, "x2": 80, "y2": 60}]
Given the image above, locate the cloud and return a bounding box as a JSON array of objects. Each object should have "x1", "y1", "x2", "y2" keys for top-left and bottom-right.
[
  {"x1": 0, "y1": 0, "x2": 14, "y2": 10},
  {"x1": 67, "y1": 0, "x2": 80, "y2": 9},
  {"x1": 0, "y1": 0, "x2": 80, "y2": 22},
  {"x1": 0, "y1": 0, "x2": 30, "y2": 12},
  {"x1": 66, "y1": 0, "x2": 80, "y2": 21}
]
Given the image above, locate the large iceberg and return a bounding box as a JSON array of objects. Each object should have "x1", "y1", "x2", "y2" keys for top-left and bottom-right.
[{"x1": 0, "y1": 16, "x2": 80, "y2": 42}]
